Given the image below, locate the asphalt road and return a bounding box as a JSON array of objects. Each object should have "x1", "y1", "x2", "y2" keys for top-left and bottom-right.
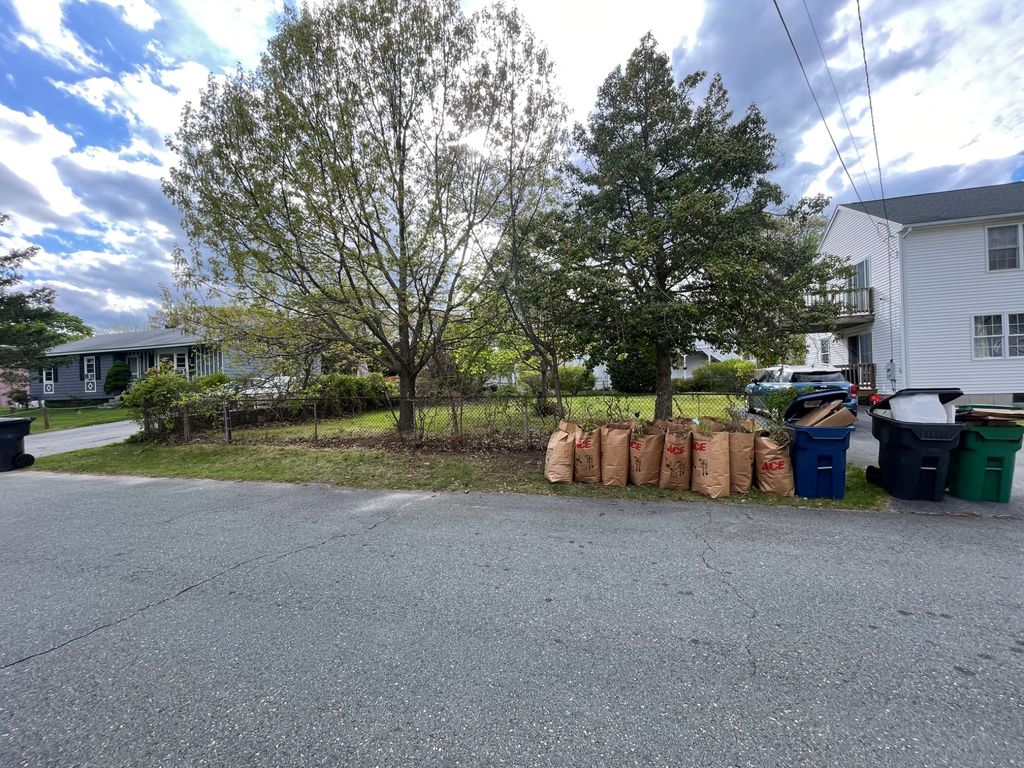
[
  {"x1": 24, "y1": 420, "x2": 138, "y2": 458},
  {"x1": 1, "y1": 473, "x2": 1022, "y2": 767}
]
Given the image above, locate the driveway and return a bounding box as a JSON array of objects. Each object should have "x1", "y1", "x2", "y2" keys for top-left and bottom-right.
[
  {"x1": 1, "y1": 473, "x2": 1022, "y2": 767},
  {"x1": 24, "y1": 419, "x2": 138, "y2": 458},
  {"x1": 848, "y1": 411, "x2": 1024, "y2": 516}
]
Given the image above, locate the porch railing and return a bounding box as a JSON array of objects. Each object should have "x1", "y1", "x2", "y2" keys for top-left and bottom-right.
[{"x1": 838, "y1": 362, "x2": 877, "y2": 393}]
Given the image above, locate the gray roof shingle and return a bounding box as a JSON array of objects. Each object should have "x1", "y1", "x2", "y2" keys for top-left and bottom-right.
[
  {"x1": 841, "y1": 181, "x2": 1024, "y2": 225},
  {"x1": 47, "y1": 329, "x2": 203, "y2": 356}
]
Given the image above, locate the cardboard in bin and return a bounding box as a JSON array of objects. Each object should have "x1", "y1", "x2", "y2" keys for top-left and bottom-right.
[{"x1": 784, "y1": 390, "x2": 853, "y2": 427}]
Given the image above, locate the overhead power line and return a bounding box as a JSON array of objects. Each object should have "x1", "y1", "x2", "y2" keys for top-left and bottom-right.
[
  {"x1": 855, "y1": 0, "x2": 888, "y2": 220},
  {"x1": 770, "y1": 0, "x2": 865, "y2": 205},
  {"x1": 800, "y1": 0, "x2": 877, "y2": 199}
]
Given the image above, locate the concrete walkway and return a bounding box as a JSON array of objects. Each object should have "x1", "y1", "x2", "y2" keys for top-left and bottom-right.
[{"x1": 25, "y1": 420, "x2": 138, "y2": 458}]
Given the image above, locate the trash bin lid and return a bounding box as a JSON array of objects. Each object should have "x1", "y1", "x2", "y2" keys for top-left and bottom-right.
[
  {"x1": 783, "y1": 389, "x2": 848, "y2": 422},
  {"x1": 0, "y1": 416, "x2": 34, "y2": 425},
  {"x1": 871, "y1": 388, "x2": 963, "y2": 411}
]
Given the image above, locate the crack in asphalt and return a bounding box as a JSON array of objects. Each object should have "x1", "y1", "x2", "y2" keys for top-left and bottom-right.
[
  {"x1": 0, "y1": 493, "x2": 430, "y2": 672},
  {"x1": 697, "y1": 508, "x2": 760, "y2": 678}
]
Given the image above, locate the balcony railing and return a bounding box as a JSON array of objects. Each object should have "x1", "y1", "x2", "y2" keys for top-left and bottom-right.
[{"x1": 805, "y1": 287, "x2": 874, "y2": 317}]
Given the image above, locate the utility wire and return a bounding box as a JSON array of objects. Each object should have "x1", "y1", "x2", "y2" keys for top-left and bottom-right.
[
  {"x1": 801, "y1": 0, "x2": 877, "y2": 199},
  {"x1": 855, "y1": 0, "x2": 897, "y2": 385},
  {"x1": 856, "y1": 0, "x2": 888, "y2": 221},
  {"x1": 770, "y1": 0, "x2": 865, "y2": 205}
]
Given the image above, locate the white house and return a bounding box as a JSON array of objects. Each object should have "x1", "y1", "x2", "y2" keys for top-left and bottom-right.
[
  {"x1": 806, "y1": 181, "x2": 1024, "y2": 404},
  {"x1": 586, "y1": 342, "x2": 743, "y2": 390}
]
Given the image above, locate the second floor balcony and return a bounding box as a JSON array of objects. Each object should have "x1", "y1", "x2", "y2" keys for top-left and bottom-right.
[{"x1": 803, "y1": 287, "x2": 875, "y2": 333}]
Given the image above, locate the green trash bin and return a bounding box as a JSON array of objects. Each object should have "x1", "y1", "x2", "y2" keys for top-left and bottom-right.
[{"x1": 948, "y1": 407, "x2": 1024, "y2": 503}]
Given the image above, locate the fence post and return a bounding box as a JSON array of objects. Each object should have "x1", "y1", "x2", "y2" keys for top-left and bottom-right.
[
  {"x1": 182, "y1": 404, "x2": 191, "y2": 443},
  {"x1": 313, "y1": 399, "x2": 319, "y2": 444},
  {"x1": 222, "y1": 399, "x2": 232, "y2": 444},
  {"x1": 522, "y1": 394, "x2": 531, "y2": 449},
  {"x1": 42, "y1": 400, "x2": 50, "y2": 430}
]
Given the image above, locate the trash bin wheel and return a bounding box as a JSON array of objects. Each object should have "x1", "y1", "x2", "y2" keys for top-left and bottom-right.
[
  {"x1": 865, "y1": 465, "x2": 882, "y2": 487},
  {"x1": 12, "y1": 453, "x2": 34, "y2": 470}
]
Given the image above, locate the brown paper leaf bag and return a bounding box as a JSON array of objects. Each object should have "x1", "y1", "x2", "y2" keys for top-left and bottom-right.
[
  {"x1": 629, "y1": 431, "x2": 665, "y2": 486},
  {"x1": 659, "y1": 428, "x2": 692, "y2": 491},
  {"x1": 599, "y1": 421, "x2": 632, "y2": 487},
  {"x1": 691, "y1": 431, "x2": 730, "y2": 499},
  {"x1": 729, "y1": 431, "x2": 755, "y2": 494},
  {"x1": 755, "y1": 435, "x2": 795, "y2": 497},
  {"x1": 573, "y1": 426, "x2": 602, "y2": 484},
  {"x1": 544, "y1": 420, "x2": 575, "y2": 484}
]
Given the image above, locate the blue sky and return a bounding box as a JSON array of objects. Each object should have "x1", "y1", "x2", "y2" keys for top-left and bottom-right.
[{"x1": 2, "y1": 0, "x2": 1023, "y2": 330}]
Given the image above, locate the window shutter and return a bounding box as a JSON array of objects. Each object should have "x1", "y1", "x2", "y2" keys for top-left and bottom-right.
[
  {"x1": 38, "y1": 368, "x2": 43, "y2": 382},
  {"x1": 79, "y1": 356, "x2": 85, "y2": 381},
  {"x1": 53, "y1": 365, "x2": 58, "y2": 383},
  {"x1": 95, "y1": 356, "x2": 102, "y2": 380}
]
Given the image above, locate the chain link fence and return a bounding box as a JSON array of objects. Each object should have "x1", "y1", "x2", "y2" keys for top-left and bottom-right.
[{"x1": 159, "y1": 391, "x2": 750, "y2": 450}]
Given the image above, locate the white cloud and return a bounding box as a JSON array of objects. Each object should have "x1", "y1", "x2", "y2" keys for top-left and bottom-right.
[
  {"x1": 103, "y1": 289, "x2": 160, "y2": 312},
  {"x1": 170, "y1": 0, "x2": 283, "y2": 68},
  {"x1": 0, "y1": 104, "x2": 84, "y2": 231},
  {"x1": 53, "y1": 60, "x2": 211, "y2": 154},
  {"x1": 10, "y1": 0, "x2": 99, "y2": 70},
  {"x1": 463, "y1": 0, "x2": 705, "y2": 123},
  {"x1": 93, "y1": 0, "x2": 161, "y2": 30}
]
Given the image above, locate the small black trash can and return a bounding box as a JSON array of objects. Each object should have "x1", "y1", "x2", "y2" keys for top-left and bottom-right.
[
  {"x1": 868, "y1": 389, "x2": 964, "y2": 501},
  {"x1": 0, "y1": 417, "x2": 35, "y2": 471}
]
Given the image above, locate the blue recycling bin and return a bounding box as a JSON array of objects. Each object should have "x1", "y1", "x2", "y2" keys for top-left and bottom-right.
[{"x1": 785, "y1": 391, "x2": 855, "y2": 499}]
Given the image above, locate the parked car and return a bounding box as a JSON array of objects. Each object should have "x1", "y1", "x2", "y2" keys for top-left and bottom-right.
[{"x1": 745, "y1": 365, "x2": 858, "y2": 416}]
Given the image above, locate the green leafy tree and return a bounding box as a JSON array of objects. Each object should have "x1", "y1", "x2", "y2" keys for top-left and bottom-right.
[
  {"x1": 566, "y1": 36, "x2": 849, "y2": 418},
  {"x1": 607, "y1": 348, "x2": 657, "y2": 393},
  {"x1": 0, "y1": 214, "x2": 91, "y2": 390},
  {"x1": 104, "y1": 360, "x2": 133, "y2": 395},
  {"x1": 165, "y1": 0, "x2": 555, "y2": 433}
]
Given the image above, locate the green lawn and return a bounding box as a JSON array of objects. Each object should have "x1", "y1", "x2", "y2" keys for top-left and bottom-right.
[
  {"x1": 31, "y1": 442, "x2": 889, "y2": 511},
  {"x1": 225, "y1": 393, "x2": 746, "y2": 444},
  {"x1": 11, "y1": 406, "x2": 130, "y2": 433}
]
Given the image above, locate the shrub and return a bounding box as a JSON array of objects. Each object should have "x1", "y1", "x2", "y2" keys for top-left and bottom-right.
[
  {"x1": 558, "y1": 365, "x2": 596, "y2": 395},
  {"x1": 104, "y1": 360, "x2": 132, "y2": 395},
  {"x1": 314, "y1": 372, "x2": 392, "y2": 416},
  {"x1": 607, "y1": 348, "x2": 656, "y2": 393},
  {"x1": 193, "y1": 371, "x2": 230, "y2": 392},
  {"x1": 121, "y1": 363, "x2": 192, "y2": 436},
  {"x1": 688, "y1": 359, "x2": 756, "y2": 393}
]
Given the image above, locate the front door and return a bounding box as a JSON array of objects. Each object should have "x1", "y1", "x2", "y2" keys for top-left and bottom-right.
[
  {"x1": 83, "y1": 355, "x2": 97, "y2": 394},
  {"x1": 127, "y1": 353, "x2": 143, "y2": 379}
]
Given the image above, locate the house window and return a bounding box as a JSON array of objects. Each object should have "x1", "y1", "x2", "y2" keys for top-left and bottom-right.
[
  {"x1": 974, "y1": 315, "x2": 1003, "y2": 358},
  {"x1": 819, "y1": 338, "x2": 830, "y2": 365},
  {"x1": 42, "y1": 368, "x2": 54, "y2": 384},
  {"x1": 174, "y1": 352, "x2": 188, "y2": 377},
  {"x1": 83, "y1": 356, "x2": 96, "y2": 379},
  {"x1": 1010, "y1": 313, "x2": 1024, "y2": 358},
  {"x1": 987, "y1": 225, "x2": 1020, "y2": 271}
]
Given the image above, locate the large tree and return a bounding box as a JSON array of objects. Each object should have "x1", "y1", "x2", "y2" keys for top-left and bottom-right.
[
  {"x1": 0, "y1": 215, "x2": 91, "y2": 392},
  {"x1": 568, "y1": 36, "x2": 848, "y2": 417},
  {"x1": 165, "y1": 0, "x2": 551, "y2": 432}
]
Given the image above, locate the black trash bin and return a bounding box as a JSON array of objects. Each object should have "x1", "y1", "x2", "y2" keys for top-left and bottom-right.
[
  {"x1": 0, "y1": 417, "x2": 35, "y2": 471},
  {"x1": 868, "y1": 389, "x2": 964, "y2": 501}
]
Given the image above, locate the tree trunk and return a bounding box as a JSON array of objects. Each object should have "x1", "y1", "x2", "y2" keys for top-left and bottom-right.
[
  {"x1": 537, "y1": 364, "x2": 549, "y2": 412},
  {"x1": 654, "y1": 345, "x2": 673, "y2": 419},
  {"x1": 549, "y1": 355, "x2": 564, "y2": 417},
  {"x1": 398, "y1": 368, "x2": 417, "y2": 434}
]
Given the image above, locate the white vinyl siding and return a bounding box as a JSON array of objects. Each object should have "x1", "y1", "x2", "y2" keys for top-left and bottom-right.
[
  {"x1": 902, "y1": 219, "x2": 1024, "y2": 394},
  {"x1": 806, "y1": 207, "x2": 902, "y2": 391},
  {"x1": 986, "y1": 224, "x2": 1021, "y2": 271}
]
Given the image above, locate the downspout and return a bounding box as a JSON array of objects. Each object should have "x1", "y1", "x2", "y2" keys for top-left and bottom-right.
[{"x1": 898, "y1": 226, "x2": 912, "y2": 390}]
